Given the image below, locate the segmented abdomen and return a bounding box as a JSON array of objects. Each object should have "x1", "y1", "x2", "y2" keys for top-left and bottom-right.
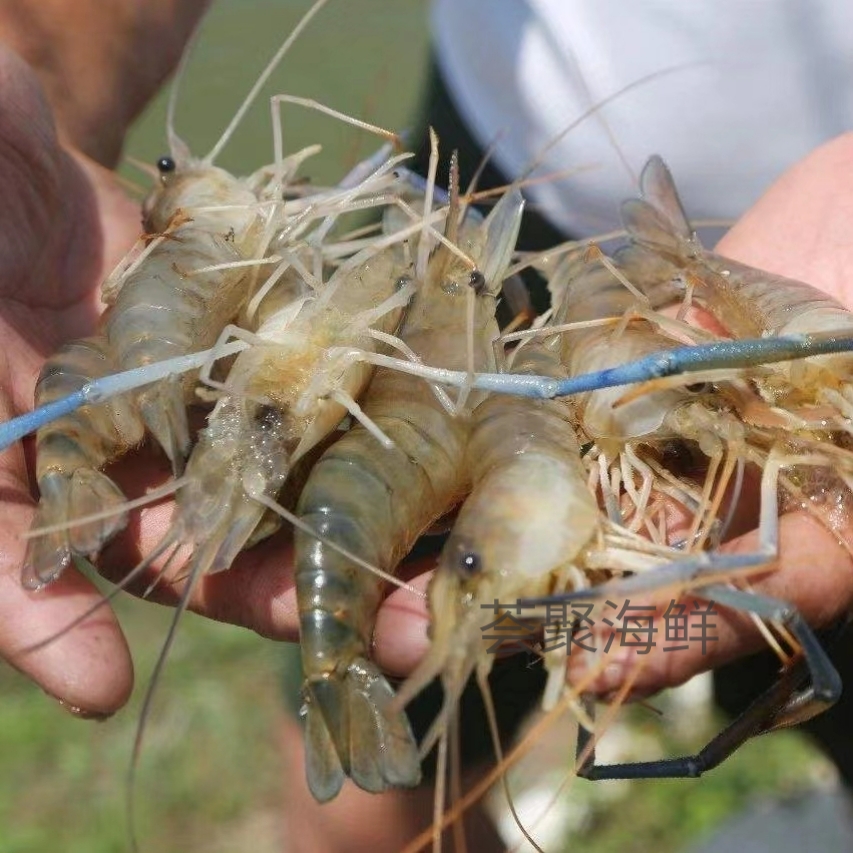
[
  {"x1": 35, "y1": 334, "x2": 144, "y2": 478},
  {"x1": 105, "y1": 230, "x2": 248, "y2": 373},
  {"x1": 296, "y1": 366, "x2": 470, "y2": 678}
]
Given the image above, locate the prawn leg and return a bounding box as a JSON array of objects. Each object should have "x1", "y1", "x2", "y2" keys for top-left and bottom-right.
[
  {"x1": 575, "y1": 654, "x2": 818, "y2": 780},
  {"x1": 524, "y1": 450, "x2": 842, "y2": 781},
  {"x1": 325, "y1": 330, "x2": 853, "y2": 403},
  {"x1": 468, "y1": 331, "x2": 853, "y2": 399},
  {"x1": 576, "y1": 610, "x2": 847, "y2": 781},
  {"x1": 541, "y1": 551, "x2": 842, "y2": 781}
]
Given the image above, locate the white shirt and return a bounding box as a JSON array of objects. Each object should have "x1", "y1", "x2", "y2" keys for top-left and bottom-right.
[{"x1": 433, "y1": 0, "x2": 853, "y2": 236}]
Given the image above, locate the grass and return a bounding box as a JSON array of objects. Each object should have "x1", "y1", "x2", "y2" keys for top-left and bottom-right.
[
  {"x1": 492, "y1": 695, "x2": 837, "y2": 853},
  {"x1": 562, "y1": 717, "x2": 835, "y2": 853},
  {"x1": 123, "y1": 0, "x2": 432, "y2": 187},
  {"x1": 0, "y1": 595, "x2": 284, "y2": 853}
]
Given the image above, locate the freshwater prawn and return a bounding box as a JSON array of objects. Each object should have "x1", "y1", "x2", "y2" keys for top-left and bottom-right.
[
  {"x1": 159, "y1": 222, "x2": 416, "y2": 582},
  {"x1": 388, "y1": 231, "x2": 845, "y2": 797},
  {"x1": 495, "y1": 248, "x2": 847, "y2": 783},
  {"x1": 388, "y1": 329, "x2": 601, "y2": 853},
  {"x1": 612, "y1": 154, "x2": 853, "y2": 551},
  {"x1": 289, "y1": 149, "x2": 524, "y2": 803},
  {"x1": 384, "y1": 283, "x2": 785, "y2": 846},
  {"x1": 620, "y1": 155, "x2": 853, "y2": 426},
  {"x1": 20, "y1": 0, "x2": 335, "y2": 591}
]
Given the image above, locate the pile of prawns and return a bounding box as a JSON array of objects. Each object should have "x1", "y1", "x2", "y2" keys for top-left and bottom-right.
[{"x1": 4, "y1": 2, "x2": 853, "y2": 850}]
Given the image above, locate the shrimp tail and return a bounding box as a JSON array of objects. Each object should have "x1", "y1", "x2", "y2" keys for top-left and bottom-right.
[
  {"x1": 303, "y1": 657, "x2": 422, "y2": 802},
  {"x1": 621, "y1": 154, "x2": 695, "y2": 256},
  {"x1": 22, "y1": 469, "x2": 128, "y2": 589},
  {"x1": 197, "y1": 482, "x2": 279, "y2": 575},
  {"x1": 296, "y1": 501, "x2": 422, "y2": 800},
  {"x1": 66, "y1": 468, "x2": 130, "y2": 554}
]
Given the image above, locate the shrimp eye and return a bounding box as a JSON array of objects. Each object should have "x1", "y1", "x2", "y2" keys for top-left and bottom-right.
[
  {"x1": 156, "y1": 155, "x2": 176, "y2": 174},
  {"x1": 468, "y1": 269, "x2": 486, "y2": 293},
  {"x1": 458, "y1": 551, "x2": 481, "y2": 575},
  {"x1": 686, "y1": 382, "x2": 712, "y2": 394},
  {"x1": 395, "y1": 274, "x2": 413, "y2": 291}
]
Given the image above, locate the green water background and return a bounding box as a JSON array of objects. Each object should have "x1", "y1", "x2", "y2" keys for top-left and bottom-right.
[{"x1": 125, "y1": 0, "x2": 431, "y2": 186}]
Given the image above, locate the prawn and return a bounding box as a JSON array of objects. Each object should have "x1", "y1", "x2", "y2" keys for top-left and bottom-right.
[
  {"x1": 389, "y1": 331, "x2": 600, "y2": 853},
  {"x1": 391, "y1": 335, "x2": 597, "y2": 740},
  {"x1": 510, "y1": 249, "x2": 847, "y2": 780},
  {"x1": 291, "y1": 151, "x2": 524, "y2": 803},
  {"x1": 19, "y1": 0, "x2": 335, "y2": 589},
  {"x1": 620, "y1": 155, "x2": 853, "y2": 426},
  {"x1": 546, "y1": 246, "x2": 733, "y2": 543},
  {"x1": 613, "y1": 155, "x2": 853, "y2": 548},
  {"x1": 103, "y1": 0, "x2": 338, "y2": 469},
  {"x1": 386, "y1": 305, "x2": 772, "y2": 846},
  {"x1": 161, "y1": 233, "x2": 416, "y2": 581},
  {"x1": 97, "y1": 158, "x2": 426, "y2": 619},
  {"x1": 387, "y1": 239, "x2": 843, "y2": 792}
]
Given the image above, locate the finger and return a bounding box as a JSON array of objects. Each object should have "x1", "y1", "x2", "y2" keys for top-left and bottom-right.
[
  {"x1": 567, "y1": 509, "x2": 853, "y2": 699},
  {"x1": 96, "y1": 435, "x2": 441, "y2": 647},
  {"x1": 192, "y1": 544, "x2": 438, "y2": 648},
  {"x1": 374, "y1": 569, "x2": 433, "y2": 677},
  {"x1": 98, "y1": 491, "x2": 302, "y2": 641},
  {"x1": 0, "y1": 437, "x2": 133, "y2": 716},
  {"x1": 191, "y1": 533, "x2": 300, "y2": 641}
]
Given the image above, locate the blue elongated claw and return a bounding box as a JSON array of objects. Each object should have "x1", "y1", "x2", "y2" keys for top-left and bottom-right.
[
  {"x1": 0, "y1": 392, "x2": 94, "y2": 451},
  {"x1": 4, "y1": 329, "x2": 853, "y2": 455},
  {"x1": 469, "y1": 330, "x2": 853, "y2": 399},
  {"x1": 0, "y1": 342, "x2": 246, "y2": 453}
]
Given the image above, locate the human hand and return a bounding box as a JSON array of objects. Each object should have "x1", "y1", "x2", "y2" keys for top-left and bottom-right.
[
  {"x1": 0, "y1": 0, "x2": 415, "y2": 719},
  {"x1": 0, "y1": 1, "x2": 231, "y2": 717},
  {"x1": 0, "y1": 0, "x2": 433, "y2": 721}
]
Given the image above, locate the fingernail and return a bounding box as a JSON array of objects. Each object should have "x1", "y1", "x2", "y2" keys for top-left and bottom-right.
[
  {"x1": 43, "y1": 689, "x2": 114, "y2": 721},
  {"x1": 57, "y1": 699, "x2": 114, "y2": 721}
]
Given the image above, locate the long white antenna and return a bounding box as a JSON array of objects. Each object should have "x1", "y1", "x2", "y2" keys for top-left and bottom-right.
[
  {"x1": 166, "y1": 14, "x2": 207, "y2": 162},
  {"x1": 204, "y1": 0, "x2": 331, "y2": 164}
]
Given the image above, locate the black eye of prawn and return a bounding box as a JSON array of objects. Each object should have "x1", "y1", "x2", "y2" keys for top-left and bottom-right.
[
  {"x1": 458, "y1": 551, "x2": 482, "y2": 575},
  {"x1": 685, "y1": 381, "x2": 712, "y2": 394},
  {"x1": 156, "y1": 155, "x2": 176, "y2": 174},
  {"x1": 468, "y1": 269, "x2": 486, "y2": 294}
]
